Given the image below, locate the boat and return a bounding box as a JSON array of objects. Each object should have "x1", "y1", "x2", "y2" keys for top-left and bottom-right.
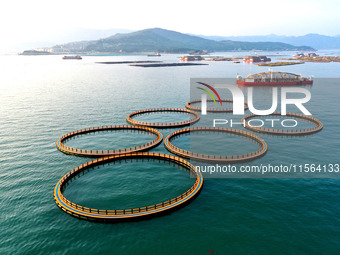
[
  {"x1": 233, "y1": 61, "x2": 240, "y2": 63},
  {"x1": 236, "y1": 71, "x2": 313, "y2": 86},
  {"x1": 293, "y1": 52, "x2": 318, "y2": 58},
  {"x1": 180, "y1": 55, "x2": 204, "y2": 61},
  {"x1": 62, "y1": 55, "x2": 82, "y2": 60},
  {"x1": 243, "y1": 55, "x2": 271, "y2": 63},
  {"x1": 147, "y1": 53, "x2": 161, "y2": 57}
]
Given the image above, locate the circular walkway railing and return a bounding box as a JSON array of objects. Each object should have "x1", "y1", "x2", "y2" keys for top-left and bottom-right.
[
  {"x1": 56, "y1": 125, "x2": 163, "y2": 157},
  {"x1": 126, "y1": 108, "x2": 200, "y2": 128},
  {"x1": 54, "y1": 152, "x2": 203, "y2": 222},
  {"x1": 241, "y1": 112, "x2": 323, "y2": 135},
  {"x1": 164, "y1": 127, "x2": 267, "y2": 163}
]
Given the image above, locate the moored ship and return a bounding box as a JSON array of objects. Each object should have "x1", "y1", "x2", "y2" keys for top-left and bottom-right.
[
  {"x1": 243, "y1": 55, "x2": 271, "y2": 63},
  {"x1": 236, "y1": 71, "x2": 313, "y2": 86},
  {"x1": 62, "y1": 55, "x2": 82, "y2": 60},
  {"x1": 180, "y1": 55, "x2": 204, "y2": 61},
  {"x1": 147, "y1": 53, "x2": 161, "y2": 57}
]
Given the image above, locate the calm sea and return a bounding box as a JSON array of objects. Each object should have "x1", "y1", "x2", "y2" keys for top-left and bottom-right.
[{"x1": 0, "y1": 51, "x2": 339, "y2": 254}]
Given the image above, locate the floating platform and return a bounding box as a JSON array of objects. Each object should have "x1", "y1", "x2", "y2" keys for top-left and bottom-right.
[
  {"x1": 164, "y1": 127, "x2": 268, "y2": 163},
  {"x1": 96, "y1": 61, "x2": 162, "y2": 64},
  {"x1": 257, "y1": 61, "x2": 304, "y2": 67},
  {"x1": 126, "y1": 108, "x2": 200, "y2": 128},
  {"x1": 54, "y1": 152, "x2": 203, "y2": 222},
  {"x1": 236, "y1": 72, "x2": 313, "y2": 86},
  {"x1": 56, "y1": 125, "x2": 163, "y2": 157},
  {"x1": 129, "y1": 63, "x2": 208, "y2": 67},
  {"x1": 242, "y1": 112, "x2": 323, "y2": 135}
]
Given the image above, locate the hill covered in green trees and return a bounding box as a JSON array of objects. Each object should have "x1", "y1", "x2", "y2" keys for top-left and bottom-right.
[{"x1": 51, "y1": 28, "x2": 314, "y2": 53}]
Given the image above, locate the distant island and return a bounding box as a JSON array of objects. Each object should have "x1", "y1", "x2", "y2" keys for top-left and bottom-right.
[
  {"x1": 22, "y1": 28, "x2": 314, "y2": 54},
  {"x1": 257, "y1": 61, "x2": 304, "y2": 67},
  {"x1": 20, "y1": 50, "x2": 52, "y2": 55}
]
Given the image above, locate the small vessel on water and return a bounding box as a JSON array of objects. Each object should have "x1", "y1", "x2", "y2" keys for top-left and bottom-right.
[
  {"x1": 147, "y1": 53, "x2": 161, "y2": 57},
  {"x1": 62, "y1": 55, "x2": 82, "y2": 60},
  {"x1": 243, "y1": 55, "x2": 271, "y2": 63},
  {"x1": 236, "y1": 71, "x2": 313, "y2": 86},
  {"x1": 180, "y1": 55, "x2": 204, "y2": 61}
]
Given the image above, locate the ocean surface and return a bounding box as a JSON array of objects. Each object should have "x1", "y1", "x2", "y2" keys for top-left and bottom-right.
[{"x1": 0, "y1": 51, "x2": 339, "y2": 254}]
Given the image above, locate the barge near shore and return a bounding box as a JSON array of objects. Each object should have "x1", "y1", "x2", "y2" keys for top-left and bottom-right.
[
  {"x1": 243, "y1": 55, "x2": 271, "y2": 63},
  {"x1": 257, "y1": 61, "x2": 304, "y2": 67},
  {"x1": 236, "y1": 71, "x2": 313, "y2": 86},
  {"x1": 62, "y1": 55, "x2": 82, "y2": 60},
  {"x1": 130, "y1": 63, "x2": 208, "y2": 67}
]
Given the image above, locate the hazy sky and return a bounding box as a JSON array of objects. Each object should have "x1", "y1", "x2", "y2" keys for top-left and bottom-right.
[{"x1": 1, "y1": 0, "x2": 339, "y2": 51}]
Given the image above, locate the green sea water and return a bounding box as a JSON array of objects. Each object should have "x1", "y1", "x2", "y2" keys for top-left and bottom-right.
[{"x1": 0, "y1": 52, "x2": 339, "y2": 254}]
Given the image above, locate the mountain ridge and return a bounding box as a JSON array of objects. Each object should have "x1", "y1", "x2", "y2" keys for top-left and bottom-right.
[
  {"x1": 51, "y1": 28, "x2": 314, "y2": 53},
  {"x1": 196, "y1": 33, "x2": 340, "y2": 50}
]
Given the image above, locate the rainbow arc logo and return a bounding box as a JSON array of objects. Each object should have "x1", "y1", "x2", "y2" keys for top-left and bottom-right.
[
  {"x1": 197, "y1": 82, "x2": 223, "y2": 115},
  {"x1": 196, "y1": 82, "x2": 222, "y2": 106}
]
